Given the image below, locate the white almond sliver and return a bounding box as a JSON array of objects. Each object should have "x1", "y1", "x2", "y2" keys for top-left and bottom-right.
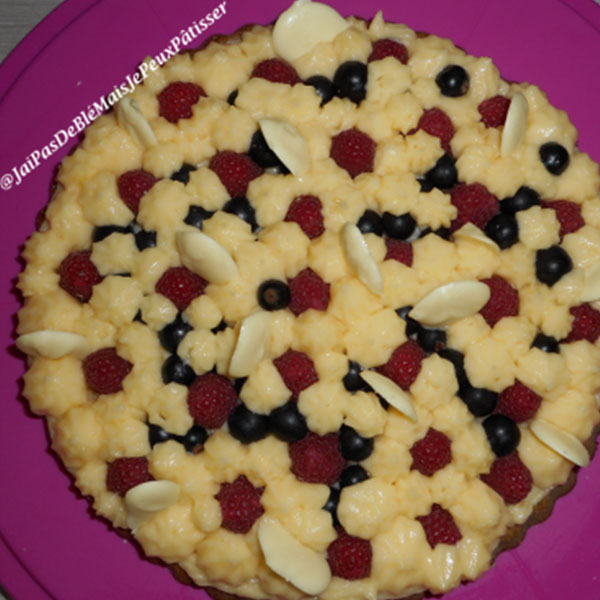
[
  {"x1": 341, "y1": 223, "x2": 383, "y2": 295},
  {"x1": 258, "y1": 517, "x2": 331, "y2": 596},
  {"x1": 125, "y1": 480, "x2": 180, "y2": 531},
  {"x1": 500, "y1": 93, "x2": 528, "y2": 157},
  {"x1": 259, "y1": 118, "x2": 310, "y2": 176},
  {"x1": 359, "y1": 370, "x2": 417, "y2": 422},
  {"x1": 16, "y1": 330, "x2": 88, "y2": 359},
  {"x1": 229, "y1": 311, "x2": 272, "y2": 378},
  {"x1": 529, "y1": 419, "x2": 590, "y2": 467},
  {"x1": 176, "y1": 231, "x2": 238, "y2": 284},
  {"x1": 409, "y1": 280, "x2": 490, "y2": 327},
  {"x1": 273, "y1": 0, "x2": 350, "y2": 62},
  {"x1": 454, "y1": 223, "x2": 500, "y2": 252},
  {"x1": 580, "y1": 261, "x2": 600, "y2": 302},
  {"x1": 115, "y1": 97, "x2": 157, "y2": 148}
]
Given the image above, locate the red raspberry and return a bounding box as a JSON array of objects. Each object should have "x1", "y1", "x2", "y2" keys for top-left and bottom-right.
[
  {"x1": 158, "y1": 81, "x2": 206, "y2": 123},
  {"x1": 251, "y1": 58, "x2": 300, "y2": 85},
  {"x1": 410, "y1": 428, "x2": 452, "y2": 476},
  {"x1": 377, "y1": 340, "x2": 425, "y2": 391},
  {"x1": 450, "y1": 183, "x2": 499, "y2": 232},
  {"x1": 117, "y1": 169, "x2": 158, "y2": 213},
  {"x1": 284, "y1": 195, "x2": 325, "y2": 239},
  {"x1": 209, "y1": 151, "x2": 263, "y2": 198},
  {"x1": 496, "y1": 380, "x2": 542, "y2": 422},
  {"x1": 563, "y1": 303, "x2": 600, "y2": 343},
  {"x1": 540, "y1": 199, "x2": 584, "y2": 238},
  {"x1": 187, "y1": 373, "x2": 238, "y2": 429},
  {"x1": 478, "y1": 95, "x2": 511, "y2": 128},
  {"x1": 83, "y1": 347, "x2": 133, "y2": 394},
  {"x1": 368, "y1": 38, "x2": 408, "y2": 64},
  {"x1": 327, "y1": 529, "x2": 372, "y2": 580},
  {"x1": 384, "y1": 239, "x2": 413, "y2": 266},
  {"x1": 479, "y1": 275, "x2": 519, "y2": 327},
  {"x1": 288, "y1": 267, "x2": 330, "y2": 316},
  {"x1": 289, "y1": 432, "x2": 346, "y2": 484},
  {"x1": 330, "y1": 128, "x2": 375, "y2": 179},
  {"x1": 416, "y1": 503, "x2": 462, "y2": 549},
  {"x1": 416, "y1": 108, "x2": 455, "y2": 154},
  {"x1": 58, "y1": 250, "x2": 102, "y2": 303},
  {"x1": 155, "y1": 266, "x2": 207, "y2": 311},
  {"x1": 215, "y1": 475, "x2": 264, "y2": 534},
  {"x1": 106, "y1": 456, "x2": 153, "y2": 496},
  {"x1": 480, "y1": 451, "x2": 533, "y2": 504},
  {"x1": 273, "y1": 349, "x2": 319, "y2": 397}
]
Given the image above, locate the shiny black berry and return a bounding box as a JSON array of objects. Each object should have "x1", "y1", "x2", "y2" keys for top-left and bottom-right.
[
  {"x1": 531, "y1": 333, "x2": 560, "y2": 354},
  {"x1": 228, "y1": 404, "x2": 268, "y2": 444},
  {"x1": 184, "y1": 205, "x2": 213, "y2": 230},
  {"x1": 135, "y1": 229, "x2": 157, "y2": 251},
  {"x1": 339, "y1": 425, "x2": 374, "y2": 461},
  {"x1": 161, "y1": 355, "x2": 195, "y2": 386},
  {"x1": 227, "y1": 89, "x2": 238, "y2": 105},
  {"x1": 417, "y1": 327, "x2": 447, "y2": 354},
  {"x1": 482, "y1": 414, "x2": 520, "y2": 456},
  {"x1": 92, "y1": 224, "x2": 131, "y2": 242},
  {"x1": 181, "y1": 424, "x2": 208, "y2": 453},
  {"x1": 501, "y1": 186, "x2": 540, "y2": 214},
  {"x1": 424, "y1": 154, "x2": 458, "y2": 190},
  {"x1": 170, "y1": 163, "x2": 196, "y2": 185},
  {"x1": 333, "y1": 61, "x2": 368, "y2": 104},
  {"x1": 382, "y1": 212, "x2": 417, "y2": 240},
  {"x1": 249, "y1": 130, "x2": 289, "y2": 173},
  {"x1": 535, "y1": 245, "x2": 573, "y2": 286},
  {"x1": 433, "y1": 227, "x2": 451, "y2": 240},
  {"x1": 339, "y1": 464, "x2": 369, "y2": 488},
  {"x1": 539, "y1": 142, "x2": 570, "y2": 175},
  {"x1": 419, "y1": 178, "x2": 435, "y2": 193},
  {"x1": 223, "y1": 197, "x2": 258, "y2": 231},
  {"x1": 159, "y1": 314, "x2": 193, "y2": 353},
  {"x1": 323, "y1": 487, "x2": 340, "y2": 524},
  {"x1": 342, "y1": 361, "x2": 369, "y2": 392},
  {"x1": 304, "y1": 75, "x2": 336, "y2": 105},
  {"x1": 211, "y1": 319, "x2": 228, "y2": 334},
  {"x1": 438, "y1": 348, "x2": 469, "y2": 391},
  {"x1": 435, "y1": 64, "x2": 469, "y2": 97},
  {"x1": 395, "y1": 306, "x2": 420, "y2": 337},
  {"x1": 268, "y1": 401, "x2": 308, "y2": 443},
  {"x1": 148, "y1": 423, "x2": 171, "y2": 447},
  {"x1": 357, "y1": 209, "x2": 383, "y2": 236},
  {"x1": 257, "y1": 279, "x2": 291, "y2": 311},
  {"x1": 484, "y1": 213, "x2": 519, "y2": 249},
  {"x1": 460, "y1": 386, "x2": 498, "y2": 417}
]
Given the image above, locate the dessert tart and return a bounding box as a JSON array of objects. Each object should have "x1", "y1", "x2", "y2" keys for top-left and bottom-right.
[{"x1": 15, "y1": 1, "x2": 600, "y2": 599}]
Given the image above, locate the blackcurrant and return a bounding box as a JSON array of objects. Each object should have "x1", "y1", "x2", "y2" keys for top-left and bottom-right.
[
  {"x1": 228, "y1": 404, "x2": 268, "y2": 444},
  {"x1": 333, "y1": 61, "x2": 368, "y2": 104},
  {"x1": 148, "y1": 423, "x2": 171, "y2": 447},
  {"x1": 339, "y1": 425, "x2": 374, "y2": 461},
  {"x1": 135, "y1": 230, "x2": 157, "y2": 251},
  {"x1": 227, "y1": 89, "x2": 238, "y2": 105},
  {"x1": 460, "y1": 386, "x2": 498, "y2": 417},
  {"x1": 435, "y1": 64, "x2": 469, "y2": 97},
  {"x1": 304, "y1": 75, "x2": 336, "y2": 105},
  {"x1": 184, "y1": 205, "x2": 214, "y2": 230},
  {"x1": 170, "y1": 163, "x2": 196, "y2": 185},
  {"x1": 92, "y1": 224, "x2": 129, "y2": 242},
  {"x1": 257, "y1": 279, "x2": 291, "y2": 311},
  {"x1": 339, "y1": 464, "x2": 369, "y2": 488},
  {"x1": 323, "y1": 487, "x2": 340, "y2": 524},
  {"x1": 249, "y1": 130, "x2": 289, "y2": 172},
  {"x1": 482, "y1": 414, "x2": 521, "y2": 456},
  {"x1": 223, "y1": 197, "x2": 258, "y2": 231},
  {"x1": 535, "y1": 245, "x2": 573, "y2": 286},
  {"x1": 424, "y1": 154, "x2": 458, "y2": 190},
  {"x1": 416, "y1": 326, "x2": 447, "y2": 354},
  {"x1": 181, "y1": 424, "x2": 208, "y2": 453},
  {"x1": 158, "y1": 314, "x2": 193, "y2": 353},
  {"x1": 342, "y1": 361, "x2": 368, "y2": 392},
  {"x1": 531, "y1": 333, "x2": 560, "y2": 354},
  {"x1": 161, "y1": 355, "x2": 195, "y2": 386},
  {"x1": 539, "y1": 142, "x2": 570, "y2": 175},
  {"x1": 357, "y1": 209, "x2": 383, "y2": 236},
  {"x1": 382, "y1": 212, "x2": 416, "y2": 239},
  {"x1": 484, "y1": 213, "x2": 519, "y2": 249},
  {"x1": 268, "y1": 401, "x2": 308, "y2": 443},
  {"x1": 501, "y1": 186, "x2": 539, "y2": 214}
]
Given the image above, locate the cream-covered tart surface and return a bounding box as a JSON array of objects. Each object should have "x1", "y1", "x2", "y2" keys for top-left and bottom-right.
[{"x1": 16, "y1": 1, "x2": 600, "y2": 599}]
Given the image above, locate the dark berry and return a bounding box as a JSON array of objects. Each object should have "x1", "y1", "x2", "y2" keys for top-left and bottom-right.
[
  {"x1": 333, "y1": 61, "x2": 368, "y2": 104},
  {"x1": 228, "y1": 404, "x2": 268, "y2": 444},
  {"x1": 382, "y1": 212, "x2": 416, "y2": 240},
  {"x1": 268, "y1": 401, "x2": 308, "y2": 443},
  {"x1": 158, "y1": 314, "x2": 193, "y2": 353},
  {"x1": 133, "y1": 310, "x2": 145, "y2": 324},
  {"x1": 438, "y1": 348, "x2": 469, "y2": 391},
  {"x1": 92, "y1": 224, "x2": 130, "y2": 242},
  {"x1": 424, "y1": 154, "x2": 457, "y2": 190},
  {"x1": 419, "y1": 178, "x2": 435, "y2": 193},
  {"x1": 257, "y1": 279, "x2": 291, "y2": 311},
  {"x1": 83, "y1": 347, "x2": 132, "y2": 394},
  {"x1": 339, "y1": 425, "x2": 374, "y2": 461},
  {"x1": 148, "y1": 423, "x2": 171, "y2": 447},
  {"x1": 482, "y1": 414, "x2": 521, "y2": 456},
  {"x1": 357, "y1": 209, "x2": 383, "y2": 235},
  {"x1": 212, "y1": 319, "x2": 228, "y2": 334},
  {"x1": 395, "y1": 306, "x2": 421, "y2": 337},
  {"x1": 181, "y1": 424, "x2": 208, "y2": 453},
  {"x1": 227, "y1": 89, "x2": 238, "y2": 105},
  {"x1": 501, "y1": 186, "x2": 540, "y2": 214},
  {"x1": 342, "y1": 361, "x2": 369, "y2": 392},
  {"x1": 223, "y1": 197, "x2": 258, "y2": 231},
  {"x1": 185, "y1": 205, "x2": 214, "y2": 230},
  {"x1": 535, "y1": 245, "x2": 573, "y2": 286},
  {"x1": 304, "y1": 75, "x2": 336, "y2": 105},
  {"x1": 170, "y1": 163, "x2": 196, "y2": 184},
  {"x1": 531, "y1": 333, "x2": 560, "y2": 353},
  {"x1": 161, "y1": 355, "x2": 195, "y2": 386},
  {"x1": 539, "y1": 142, "x2": 570, "y2": 175},
  {"x1": 323, "y1": 487, "x2": 340, "y2": 524},
  {"x1": 249, "y1": 130, "x2": 289, "y2": 172},
  {"x1": 339, "y1": 464, "x2": 369, "y2": 488},
  {"x1": 460, "y1": 386, "x2": 498, "y2": 417},
  {"x1": 135, "y1": 230, "x2": 157, "y2": 251},
  {"x1": 435, "y1": 64, "x2": 469, "y2": 97},
  {"x1": 433, "y1": 227, "x2": 451, "y2": 240},
  {"x1": 484, "y1": 213, "x2": 519, "y2": 249},
  {"x1": 416, "y1": 327, "x2": 447, "y2": 354}
]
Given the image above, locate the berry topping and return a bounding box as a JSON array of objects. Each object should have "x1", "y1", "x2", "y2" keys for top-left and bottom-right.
[
  {"x1": 496, "y1": 380, "x2": 542, "y2": 423},
  {"x1": 249, "y1": 130, "x2": 289, "y2": 172},
  {"x1": 83, "y1": 347, "x2": 133, "y2": 395},
  {"x1": 478, "y1": 95, "x2": 511, "y2": 128},
  {"x1": 288, "y1": 267, "x2": 330, "y2": 316},
  {"x1": 450, "y1": 183, "x2": 499, "y2": 232},
  {"x1": 158, "y1": 314, "x2": 193, "y2": 353},
  {"x1": 563, "y1": 303, "x2": 600, "y2": 343},
  {"x1": 268, "y1": 400, "x2": 308, "y2": 443},
  {"x1": 158, "y1": 81, "x2": 205, "y2": 123},
  {"x1": 106, "y1": 456, "x2": 153, "y2": 496},
  {"x1": 382, "y1": 212, "x2": 416, "y2": 239},
  {"x1": 187, "y1": 373, "x2": 238, "y2": 429},
  {"x1": 410, "y1": 427, "x2": 452, "y2": 476},
  {"x1": 327, "y1": 529, "x2": 372, "y2": 580},
  {"x1": 223, "y1": 196, "x2": 259, "y2": 231},
  {"x1": 540, "y1": 199, "x2": 584, "y2": 238},
  {"x1": 333, "y1": 61, "x2": 368, "y2": 104},
  {"x1": 484, "y1": 213, "x2": 519, "y2": 249},
  {"x1": 284, "y1": 195, "x2": 325, "y2": 239},
  {"x1": 416, "y1": 108, "x2": 455, "y2": 154},
  {"x1": 435, "y1": 64, "x2": 470, "y2": 97},
  {"x1": 93, "y1": 224, "x2": 131, "y2": 242},
  {"x1": 228, "y1": 403, "x2": 269, "y2": 444},
  {"x1": 148, "y1": 423, "x2": 171, "y2": 447},
  {"x1": 304, "y1": 75, "x2": 336, "y2": 105},
  {"x1": 180, "y1": 424, "x2": 208, "y2": 453},
  {"x1": 482, "y1": 414, "x2": 521, "y2": 456},
  {"x1": 501, "y1": 186, "x2": 540, "y2": 214},
  {"x1": 384, "y1": 238, "x2": 413, "y2": 266},
  {"x1": 155, "y1": 266, "x2": 207, "y2": 311},
  {"x1": 424, "y1": 154, "x2": 458, "y2": 190},
  {"x1": 323, "y1": 487, "x2": 340, "y2": 524},
  {"x1": 535, "y1": 245, "x2": 573, "y2": 286},
  {"x1": 58, "y1": 250, "x2": 102, "y2": 303},
  {"x1": 184, "y1": 205, "x2": 214, "y2": 230},
  {"x1": 416, "y1": 504, "x2": 462, "y2": 548},
  {"x1": 257, "y1": 279, "x2": 291, "y2": 311},
  {"x1": 209, "y1": 151, "x2": 263, "y2": 198},
  {"x1": 377, "y1": 340, "x2": 425, "y2": 391},
  {"x1": 479, "y1": 275, "x2": 519, "y2": 327},
  {"x1": 339, "y1": 464, "x2": 370, "y2": 488},
  {"x1": 357, "y1": 209, "x2": 384, "y2": 235},
  {"x1": 215, "y1": 475, "x2": 264, "y2": 534},
  {"x1": 539, "y1": 142, "x2": 570, "y2": 175},
  {"x1": 339, "y1": 425, "x2": 374, "y2": 461},
  {"x1": 368, "y1": 38, "x2": 408, "y2": 64},
  {"x1": 342, "y1": 361, "x2": 370, "y2": 393},
  {"x1": 161, "y1": 355, "x2": 196, "y2": 386},
  {"x1": 531, "y1": 332, "x2": 560, "y2": 353},
  {"x1": 251, "y1": 58, "x2": 300, "y2": 85},
  {"x1": 273, "y1": 349, "x2": 319, "y2": 397},
  {"x1": 289, "y1": 432, "x2": 346, "y2": 484},
  {"x1": 135, "y1": 230, "x2": 157, "y2": 251},
  {"x1": 170, "y1": 163, "x2": 197, "y2": 185},
  {"x1": 227, "y1": 90, "x2": 238, "y2": 105},
  {"x1": 460, "y1": 386, "x2": 498, "y2": 417},
  {"x1": 481, "y1": 451, "x2": 533, "y2": 504},
  {"x1": 396, "y1": 306, "x2": 421, "y2": 336},
  {"x1": 330, "y1": 128, "x2": 375, "y2": 178},
  {"x1": 416, "y1": 326, "x2": 447, "y2": 354}
]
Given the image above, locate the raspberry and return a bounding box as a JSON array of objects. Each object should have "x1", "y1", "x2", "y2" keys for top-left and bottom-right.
[
  {"x1": 416, "y1": 503, "x2": 462, "y2": 548},
  {"x1": 450, "y1": 183, "x2": 499, "y2": 232},
  {"x1": 563, "y1": 303, "x2": 600, "y2": 343},
  {"x1": 106, "y1": 456, "x2": 152, "y2": 496},
  {"x1": 251, "y1": 58, "x2": 300, "y2": 85},
  {"x1": 384, "y1": 239, "x2": 413, "y2": 266},
  {"x1": 330, "y1": 128, "x2": 375, "y2": 178},
  {"x1": 377, "y1": 340, "x2": 425, "y2": 391},
  {"x1": 158, "y1": 81, "x2": 206, "y2": 123},
  {"x1": 496, "y1": 380, "x2": 542, "y2": 422},
  {"x1": 480, "y1": 451, "x2": 533, "y2": 504},
  {"x1": 416, "y1": 108, "x2": 455, "y2": 154},
  {"x1": 288, "y1": 267, "x2": 330, "y2": 316},
  {"x1": 289, "y1": 432, "x2": 346, "y2": 484},
  {"x1": 209, "y1": 151, "x2": 263, "y2": 198},
  {"x1": 479, "y1": 275, "x2": 519, "y2": 327},
  {"x1": 58, "y1": 250, "x2": 103, "y2": 303},
  {"x1": 187, "y1": 373, "x2": 238, "y2": 429},
  {"x1": 368, "y1": 38, "x2": 408, "y2": 64},
  {"x1": 540, "y1": 199, "x2": 584, "y2": 238},
  {"x1": 155, "y1": 266, "x2": 207, "y2": 311},
  {"x1": 83, "y1": 347, "x2": 133, "y2": 394},
  {"x1": 273, "y1": 349, "x2": 319, "y2": 397},
  {"x1": 284, "y1": 195, "x2": 325, "y2": 239},
  {"x1": 410, "y1": 428, "x2": 452, "y2": 476},
  {"x1": 215, "y1": 475, "x2": 264, "y2": 534},
  {"x1": 327, "y1": 529, "x2": 372, "y2": 580},
  {"x1": 117, "y1": 169, "x2": 158, "y2": 213},
  {"x1": 478, "y1": 95, "x2": 511, "y2": 128}
]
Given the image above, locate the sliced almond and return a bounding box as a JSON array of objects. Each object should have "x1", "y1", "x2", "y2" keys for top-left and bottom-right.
[
  {"x1": 359, "y1": 370, "x2": 417, "y2": 421},
  {"x1": 258, "y1": 517, "x2": 331, "y2": 595},
  {"x1": 115, "y1": 97, "x2": 157, "y2": 148},
  {"x1": 272, "y1": 0, "x2": 350, "y2": 62},
  {"x1": 408, "y1": 280, "x2": 490, "y2": 327},
  {"x1": 16, "y1": 330, "x2": 88, "y2": 359},
  {"x1": 500, "y1": 93, "x2": 528, "y2": 157},
  {"x1": 454, "y1": 223, "x2": 500, "y2": 252},
  {"x1": 259, "y1": 118, "x2": 310, "y2": 176},
  {"x1": 529, "y1": 419, "x2": 590, "y2": 467},
  {"x1": 580, "y1": 261, "x2": 600, "y2": 302},
  {"x1": 341, "y1": 223, "x2": 383, "y2": 295},
  {"x1": 125, "y1": 480, "x2": 180, "y2": 530},
  {"x1": 229, "y1": 311, "x2": 272, "y2": 378},
  {"x1": 176, "y1": 231, "x2": 238, "y2": 284}
]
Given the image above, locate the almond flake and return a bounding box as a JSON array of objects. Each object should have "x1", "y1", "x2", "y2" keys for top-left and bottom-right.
[
  {"x1": 125, "y1": 480, "x2": 180, "y2": 530},
  {"x1": 529, "y1": 419, "x2": 590, "y2": 467},
  {"x1": 176, "y1": 231, "x2": 238, "y2": 283},
  {"x1": 16, "y1": 330, "x2": 88, "y2": 359},
  {"x1": 341, "y1": 223, "x2": 383, "y2": 295},
  {"x1": 500, "y1": 93, "x2": 528, "y2": 157},
  {"x1": 259, "y1": 118, "x2": 310, "y2": 176},
  {"x1": 359, "y1": 370, "x2": 417, "y2": 421},
  {"x1": 229, "y1": 311, "x2": 272, "y2": 378},
  {"x1": 454, "y1": 223, "x2": 500, "y2": 252},
  {"x1": 115, "y1": 97, "x2": 157, "y2": 148}
]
